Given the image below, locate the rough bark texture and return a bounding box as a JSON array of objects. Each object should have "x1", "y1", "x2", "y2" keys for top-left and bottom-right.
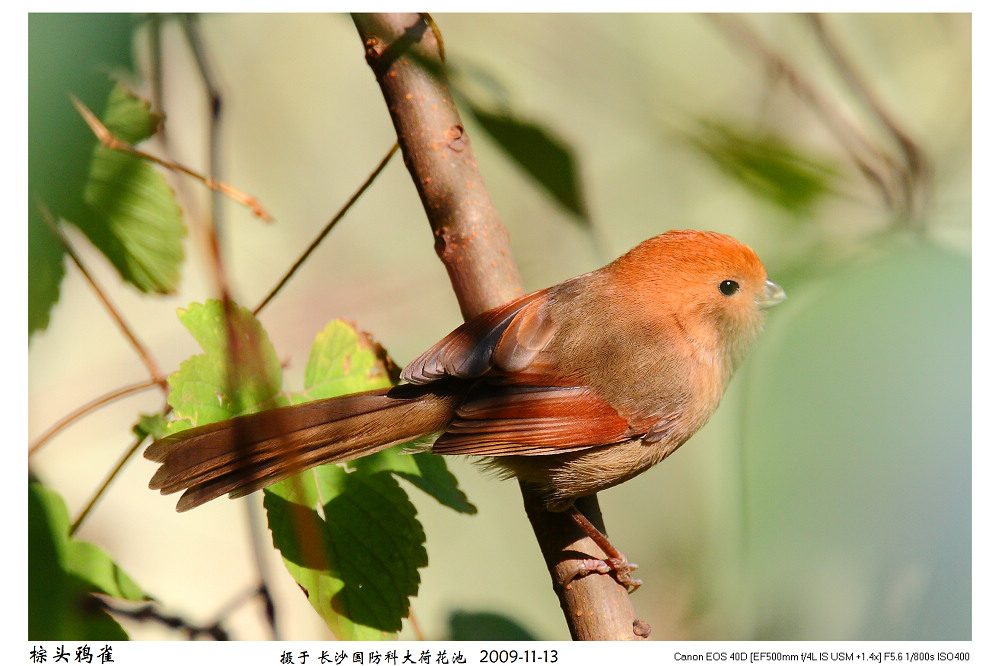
[
  {"x1": 353, "y1": 13, "x2": 520, "y2": 321},
  {"x1": 352, "y1": 13, "x2": 647, "y2": 640}
]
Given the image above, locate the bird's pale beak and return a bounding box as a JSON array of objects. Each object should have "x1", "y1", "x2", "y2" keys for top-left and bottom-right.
[{"x1": 760, "y1": 279, "x2": 787, "y2": 308}]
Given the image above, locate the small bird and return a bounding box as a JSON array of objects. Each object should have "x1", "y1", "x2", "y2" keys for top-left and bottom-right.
[{"x1": 146, "y1": 230, "x2": 785, "y2": 590}]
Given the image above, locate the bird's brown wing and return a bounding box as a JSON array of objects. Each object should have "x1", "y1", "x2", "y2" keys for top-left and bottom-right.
[
  {"x1": 401, "y1": 289, "x2": 637, "y2": 456},
  {"x1": 401, "y1": 290, "x2": 546, "y2": 384},
  {"x1": 433, "y1": 384, "x2": 634, "y2": 455}
]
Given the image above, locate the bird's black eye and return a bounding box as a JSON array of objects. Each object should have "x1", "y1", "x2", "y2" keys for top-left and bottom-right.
[{"x1": 719, "y1": 280, "x2": 740, "y2": 296}]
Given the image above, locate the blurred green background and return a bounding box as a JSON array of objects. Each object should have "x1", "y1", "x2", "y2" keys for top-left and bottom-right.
[{"x1": 28, "y1": 14, "x2": 970, "y2": 640}]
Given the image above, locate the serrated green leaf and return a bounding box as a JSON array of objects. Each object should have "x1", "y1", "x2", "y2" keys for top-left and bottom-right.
[
  {"x1": 264, "y1": 470, "x2": 426, "y2": 640},
  {"x1": 101, "y1": 83, "x2": 163, "y2": 144},
  {"x1": 688, "y1": 120, "x2": 838, "y2": 216},
  {"x1": 166, "y1": 313, "x2": 474, "y2": 637},
  {"x1": 29, "y1": 481, "x2": 143, "y2": 639},
  {"x1": 300, "y1": 319, "x2": 396, "y2": 400},
  {"x1": 351, "y1": 450, "x2": 476, "y2": 515},
  {"x1": 267, "y1": 319, "x2": 440, "y2": 639},
  {"x1": 74, "y1": 83, "x2": 185, "y2": 294},
  {"x1": 468, "y1": 105, "x2": 589, "y2": 223},
  {"x1": 168, "y1": 300, "x2": 287, "y2": 431}
]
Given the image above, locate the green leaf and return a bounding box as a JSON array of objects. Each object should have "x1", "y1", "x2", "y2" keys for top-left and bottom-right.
[
  {"x1": 405, "y1": 51, "x2": 589, "y2": 224},
  {"x1": 74, "y1": 83, "x2": 185, "y2": 294},
  {"x1": 133, "y1": 412, "x2": 168, "y2": 440},
  {"x1": 28, "y1": 14, "x2": 135, "y2": 337},
  {"x1": 29, "y1": 481, "x2": 144, "y2": 639},
  {"x1": 264, "y1": 470, "x2": 427, "y2": 640},
  {"x1": 167, "y1": 300, "x2": 286, "y2": 432},
  {"x1": 351, "y1": 450, "x2": 476, "y2": 515},
  {"x1": 267, "y1": 320, "x2": 431, "y2": 639},
  {"x1": 101, "y1": 83, "x2": 164, "y2": 144},
  {"x1": 64, "y1": 541, "x2": 148, "y2": 602},
  {"x1": 28, "y1": 212, "x2": 66, "y2": 337},
  {"x1": 468, "y1": 105, "x2": 590, "y2": 223},
  {"x1": 299, "y1": 319, "x2": 397, "y2": 401},
  {"x1": 447, "y1": 610, "x2": 538, "y2": 641},
  {"x1": 687, "y1": 120, "x2": 838, "y2": 216}
]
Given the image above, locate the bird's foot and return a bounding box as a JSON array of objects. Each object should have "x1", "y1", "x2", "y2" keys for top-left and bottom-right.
[{"x1": 560, "y1": 555, "x2": 642, "y2": 593}]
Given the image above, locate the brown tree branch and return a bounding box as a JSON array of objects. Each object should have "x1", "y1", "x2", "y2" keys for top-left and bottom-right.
[
  {"x1": 352, "y1": 13, "x2": 522, "y2": 321},
  {"x1": 352, "y1": 13, "x2": 645, "y2": 641}
]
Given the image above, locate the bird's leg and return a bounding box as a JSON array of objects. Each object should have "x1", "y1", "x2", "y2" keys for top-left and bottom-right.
[{"x1": 561, "y1": 503, "x2": 642, "y2": 592}]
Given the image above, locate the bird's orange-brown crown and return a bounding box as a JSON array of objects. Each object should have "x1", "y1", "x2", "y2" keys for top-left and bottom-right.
[
  {"x1": 611, "y1": 230, "x2": 766, "y2": 287},
  {"x1": 609, "y1": 230, "x2": 774, "y2": 366}
]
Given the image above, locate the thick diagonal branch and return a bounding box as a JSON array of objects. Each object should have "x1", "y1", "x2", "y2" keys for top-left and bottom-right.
[{"x1": 352, "y1": 13, "x2": 646, "y2": 640}]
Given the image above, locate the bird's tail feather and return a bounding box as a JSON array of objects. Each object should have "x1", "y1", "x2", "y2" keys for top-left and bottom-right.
[{"x1": 145, "y1": 384, "x2": 458, "y2": 511}]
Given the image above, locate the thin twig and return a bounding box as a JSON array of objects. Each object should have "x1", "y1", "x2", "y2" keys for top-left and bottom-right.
[
  {"x1": 254, "y1": 142, "x2": 399, "y2": 315},
  {"x1": 148, "y1": 14, "x2": 165, "y2": 133},
  {"x1": 70, "y1": 94, "x2": 272, "y2": 223},
  {"x1": 86, "y1": 596, "x2": 229, "y2": 640},
  {"x1": 207, "y1": 583, "x2": 265, "y2": 627},
  {"x1": 67, "y1": 397, "x2": 175, "y2": 537},
  {"x1": 36, "y1": 202, "x2": 167, "y2": 391},
  {"x1": 408, "y1": 608, "x2": 427, "y2": 641},
  {"x1": 181, "y1": 15, "x2": 226, "y2": 225},
  {"x1": 28, "y1": 378, "x2": 163, "y2": 457},
  {"x1": 708, "y1": 14, "x2": 905, "y2": 212},
  {"x1": 70, "y1": 436, "x2": 145, "y2": 536},
  {"x1": 36, "y1": 205, "x2": 169, "y2": 534},
  {"x1": 241, "y1": 500, "x2": 278, "y2": 640},
  {"x1": 806, "y1": 13, "x2": 930, "y2": 227}
]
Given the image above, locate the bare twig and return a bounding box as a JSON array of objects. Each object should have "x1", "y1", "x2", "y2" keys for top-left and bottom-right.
[
  {"x1": 806, "y1": 13, "x2": 930, "y2": 227},
  {"x1": 70, "y1": 94, "x2": 272, "y2": 222},
  {"x1": 407, "y1": 608, "x2": 427, "y2": 642},
  {"x1": 66, "y1": 396, "x2": 175, "y2": 538},
  {"x1": 86, "y1": 596, "x2": 229, "y2": 640},
  {"x1": 181, "y1": 15, "x2": 226, "y2": 225},
  {"x1": 36, "y1": 203, "x2": 167, "y2": 391},
  {"x1": 254, "y1": 142, "x2": 399, "y2": 315},
  {"x1": 206, "y1": 583, "x2": 271, "y2": 629},
  {"x1": 70, "y1": 436, "x2": 145, "y2": 536},
  {"x1": 28, "y1": 378, "x2": 163, "y2": 456},
  {"x1": 148, "y1": 14, "x2": 165, "y2": 130},
  {"x1": 709, "y1": 14, "x2": 906, "y2": 212},
  {"x1": 352, "y1": 13, "x2": 644, "y2": 640},
  {"x1": 34, "y1": 207, "x2": 169, "y2": 535}
]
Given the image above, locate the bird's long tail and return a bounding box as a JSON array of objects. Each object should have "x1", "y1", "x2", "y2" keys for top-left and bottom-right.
[{"x1": 145, "y1": 383, "x2": 459, "y2": 512}]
